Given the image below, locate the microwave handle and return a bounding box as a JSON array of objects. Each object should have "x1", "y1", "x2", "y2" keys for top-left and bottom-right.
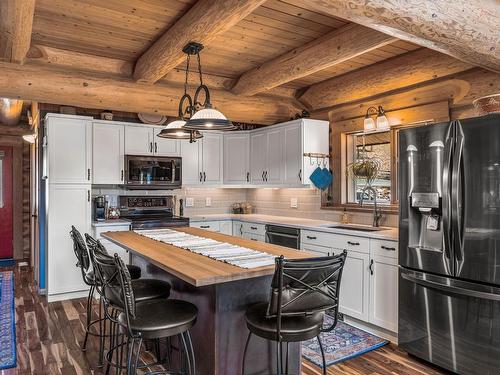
[{"x1": 172, "y1": 159, "x2": 176, "y2": 182}]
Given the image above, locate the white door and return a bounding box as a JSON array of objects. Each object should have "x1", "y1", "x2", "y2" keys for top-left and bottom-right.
[
  {"x1": 47, "y1": 184, "x2": 91, "y2": 297},
  {"x1": 266, "y1": 128, "x2": 283, "y2": 184},
  {"x1": 180, "y1": 139, "x2": 201, "y2": 185},
  {"x1": 153, "y1": 127, "x2": 179, "y2": 156},
  {"x1": 124, "y1": 125, "x2": 152, "y2": 155},
  {"x1": 283, "y1": 124, "x2": 302, "y2": 184},
  {"x1": 201, "y1": 133, "x2": 223, "y2": 185},
  {"x1": 47, "y1": 117, "x2": 92, "y2": 184},
  {"x1": 224, "y1": 133, "x2": 249, "y2": 184},
  {"x1": 339, "y1": 249, "x2": 370, "y2": 321},
  {"x1": 250, "y1": 132, "x2": 267, "y2": 184},
  {"x1": 92, "y1": 122, "x2": 124, "y2": 184},
  {"x1": 369, "y1": 255, "x2": 399, "y2": 332}
]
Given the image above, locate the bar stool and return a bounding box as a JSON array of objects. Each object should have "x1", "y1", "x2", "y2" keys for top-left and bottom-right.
[
  {"x1": 85, "y1": 233, "x2": 172, "y2": 371},
  {"x1": 70, "y1": 226, "x2": 144, "y2": 366},
  {"x1": 242, "y1": 252, "x2": 347, "y2": 375},
  {"x1": 93, "y1": 251, "x2": 198, "y2": 375}
]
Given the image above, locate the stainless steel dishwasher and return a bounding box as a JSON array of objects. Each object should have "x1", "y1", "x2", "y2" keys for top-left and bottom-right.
[{"x1": 265, "y1": 224, "x2": 300, "y2": 249}]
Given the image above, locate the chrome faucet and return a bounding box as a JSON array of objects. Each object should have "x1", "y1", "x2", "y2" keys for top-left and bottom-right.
[{"x1": 359, "y1": 186, "x2": 383, "y2": 227}]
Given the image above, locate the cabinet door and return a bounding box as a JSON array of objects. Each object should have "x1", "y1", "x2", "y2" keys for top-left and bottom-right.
[
  {"x1": 369, "y1": 255, "x2": 399, "y2": 332},
  {"x1": 92, "y1": 122, "x2": 124, "y2": 184},
  {"x1": 180, "y1": 139, "x2": 202, "y2": 185},
  {"x1": 47, "y1": 184, "x2": 91, "y2": 297},
  {"x1": 301, "y1": 243, "x2": 331, "y2": 256},
  {"x1": 47, "y1": 117, "x2": 92, "y2": 184},
  {"x1": 339, "y1": 249, "x2": 370, "y2": 321},
  {"x1": 224, "y1": 133, "x2": 250, "y2": 184},
  {"x1": 101, "y1": 240, "x2": 130, "y2": 265},
  {"x1": 250, "y1": 132, "x2": 267, "y2": 184},
  {"x1": 153, "y1": 127, "x2": 179, "y2": 156},
  {"x1": 232, "y1": 221, "x2": 243, "y2": 237},
  {"x1": 201, "y1": 133, "x2": 223, "y2": 184},
  {"x1": 266, "y1": 128, "x2": 283, "y2": 183},
  {"x1": 190, "y1": 221, "x2": 220, "y2": 232},
  {"x1": 124, "y1": 125, "x2": 152, "y2": 155},
  {"x1": 219, "y1": 221, "x2": 233, "y2": 235},
  {"x1": 283, "y1": 124, "x2": 302, "y2": 184}
]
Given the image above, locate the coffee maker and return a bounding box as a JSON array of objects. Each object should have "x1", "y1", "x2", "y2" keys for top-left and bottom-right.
[{"x1": 93, "y1": 195, "x2": 107, "y2": 221}]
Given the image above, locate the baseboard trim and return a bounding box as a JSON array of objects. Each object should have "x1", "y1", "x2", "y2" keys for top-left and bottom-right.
[
  {"x1": 343, "y1": 316, "x2": 398, "y2": 344},
  {"x1": 47, "y1": 289, "x2": 89, "y2": 303}
]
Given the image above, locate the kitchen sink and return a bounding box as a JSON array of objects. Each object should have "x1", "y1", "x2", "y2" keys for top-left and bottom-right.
[{"x1": 323, "y1": 224, "x2": 384, "y2": 232}]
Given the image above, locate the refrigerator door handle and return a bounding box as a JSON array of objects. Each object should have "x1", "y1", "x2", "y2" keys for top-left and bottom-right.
[
  {"x1": 451, "y1": 120, "x2": 465, "y2": 266},
  {"x1": 401, "y1": 271, "x2": 500, "y2": 302},
  {"x1": 442, "y1": 128, "x2": 454, "y2": 264}
]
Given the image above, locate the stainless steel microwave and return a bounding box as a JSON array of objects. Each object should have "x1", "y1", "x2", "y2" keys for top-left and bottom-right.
[{"x1": 124, "y1": 155, "x2": 182, "y2": 189}]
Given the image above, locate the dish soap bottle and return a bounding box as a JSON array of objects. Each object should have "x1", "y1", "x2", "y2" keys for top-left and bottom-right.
[{"x1": 341, "y1": 208, "x2": 349, "y2": 224}]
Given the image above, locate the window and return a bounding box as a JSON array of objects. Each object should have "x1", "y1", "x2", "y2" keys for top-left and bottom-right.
[{"x1": 346, "y1": 131, "x2": 392, "y2": 205}]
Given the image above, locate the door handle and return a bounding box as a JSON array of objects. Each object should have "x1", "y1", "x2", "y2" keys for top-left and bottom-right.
[
  {"x1": 262, "y1": 171, "x2": 265, "y2": 181},
  {"x1": 347, "y1": 241, "x2": 360, "y2": 246},
  {"x1": 381, "y1": 245, "x2": 396, "y2": 251},
  {"x1": 203, "y1": 172, "x2": 206, "y2": 182},
  {"x1": 298, "y1": 169, "x2": 302, "y2": 181},
  {"x1": 250, "y1": 226, "x2": 258, "y2": 230},
  {"x1": 199, "y1": 172, "x2": 203, "y2": 182},
  {"x1": 451, "y1": 120, "x2": 465, "y2": 264},
  {"x1": 246, "y1": 172, "x2": 249, "y2": 182},
  {"x1": 121, "y1": 170, "x2": 124, "y2": 181},
  {"x1": 150, "y1": 142, "x2": 153, "y2": 153},
  {"x1": 306, "y1": 235, "x2": 317, "y2": 240},
  {"x1": 442, "y1": 127, "x2": 454, "y2": 266},
  {"x1": 154, "y1": 142, "x2": 158, "y2": 153},
  {"x1": 369, "y1": 259, "x2": 374, "y2": 275},
  {"x1": 200, "y1": 225, "x2": 210, "y2": 229},
  {"x1": 87, "y1": 190, "x2": 90, "y2": 202},
  {"x1": 87, "y1": 168, "x2": 91, "y2": 181},
  {"x1": 265, "y1": 171, "x2": 268, "y2": 181}
]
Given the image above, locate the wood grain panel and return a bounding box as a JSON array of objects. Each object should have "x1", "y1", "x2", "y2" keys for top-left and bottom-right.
[
  {"x1": 0, "y1": 0, "x2": 36, "y2": 63},
  {"x1": 102, "y1": 228, "x2": 313, "y2": 286}
]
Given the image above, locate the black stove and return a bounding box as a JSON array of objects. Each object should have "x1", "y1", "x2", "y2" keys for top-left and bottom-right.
[{"x1": 119, "y1": 195, "x2": 189, "y2": 229}]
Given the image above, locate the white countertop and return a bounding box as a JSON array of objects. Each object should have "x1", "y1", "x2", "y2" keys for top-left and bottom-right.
[
  {"x1": 91, "y1": 219, "x2": 131, "y2": 227},
  {"x1": 188, "y1": 214, "x2": 398, "y2": 241}
]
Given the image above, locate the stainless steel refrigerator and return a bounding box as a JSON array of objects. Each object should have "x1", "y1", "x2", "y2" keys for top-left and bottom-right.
[{"x1": 399, "y1": 113, "x2": 500, "y2": 375}]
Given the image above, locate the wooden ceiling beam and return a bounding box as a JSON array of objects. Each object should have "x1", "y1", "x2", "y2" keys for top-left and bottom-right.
[
  {"x1": 231, "y1": 24, "x2": 396, "y2": 96},
  {"x1": 300, "y1": 48, "x2": 472, "y2": 110},
  {"x1": 0, "y1": 62, "x2": 300, "y2": 125},
  {"x1": 133, "y1": 0, "x2": 267, "y2": 83},
  {"x1": 298, "y1": 0, "x2": 500, "y2": 73},
  {"x1": 0, "y1": 0, "x2": 36, "y2": 63}
]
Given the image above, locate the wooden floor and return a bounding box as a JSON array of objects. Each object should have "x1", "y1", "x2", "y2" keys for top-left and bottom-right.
[{"x1": 2, "y1": 265, "x2": 449, "y2": 375}]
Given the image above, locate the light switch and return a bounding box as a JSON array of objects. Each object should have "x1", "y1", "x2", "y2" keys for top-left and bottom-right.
[
  {"x1": 290, "y1": 197, "x2": 298, "y2": 208},
  {"x1": 206, "y1": 197, "x2": 212, "y2": 207},
  {"x1": 186, "y1": 197, "x2": 194, "y2": 207}
]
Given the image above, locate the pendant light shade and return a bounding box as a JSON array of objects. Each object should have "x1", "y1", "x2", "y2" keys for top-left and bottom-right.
[{"x1": 157, "y1": 119, "x2": 203, "y2": 141}]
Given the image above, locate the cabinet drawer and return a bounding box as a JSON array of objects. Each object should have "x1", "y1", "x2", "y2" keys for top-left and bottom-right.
[
  {"x1": 190, "y1": 221, "x2": 220, "y2": 232},
  {"x1": 241, "y1": 222, "x2": 266, "y2": 236},
  {"x1": 301, "y1": 230, "x2": 331, "y2": 247},
  {"x1": 370, "y1": 239, "x2": 398, "y2": 259},
  {"x1": 300, "y1": 243, "x2": 332, "y2": 256},
  {"x1": 93, "y1": 224, "x2": 131, "y2": 240},
  {"x1": 242, "y1": 233, "x2": 266, "y2": 242},
  {"x1": 302, "y1": 230, "x2": 369, "y2": 253}
]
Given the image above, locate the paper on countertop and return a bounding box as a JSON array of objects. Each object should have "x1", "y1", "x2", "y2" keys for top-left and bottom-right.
[{"x1": 134, "y1": 229, "x2": 276, "y2": 269}]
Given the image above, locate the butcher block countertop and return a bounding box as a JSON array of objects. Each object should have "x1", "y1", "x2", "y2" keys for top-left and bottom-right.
[{"x1": 102, "y1": 227, "x2": 313, "y2": 287}]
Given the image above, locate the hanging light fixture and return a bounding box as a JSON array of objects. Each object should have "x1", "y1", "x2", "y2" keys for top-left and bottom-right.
[
  {"x1": 363, "y1": 105, "x2": 389, "y2": 132},
  {"x1": 182, "y1": 43, "x2": 236, "y2": 131},
  {"x1": 157, "y1": 45, "x2": 204, "y2": 143}
]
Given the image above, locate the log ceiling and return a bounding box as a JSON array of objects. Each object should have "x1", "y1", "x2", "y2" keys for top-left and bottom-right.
[{"x1": 0, "y1": 0, "x2": 497, "y2": 124}]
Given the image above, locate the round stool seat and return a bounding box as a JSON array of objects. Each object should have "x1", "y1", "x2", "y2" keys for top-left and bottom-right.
[{"x1": 118, "y1": 299, "x2": 198, "y2": 340}]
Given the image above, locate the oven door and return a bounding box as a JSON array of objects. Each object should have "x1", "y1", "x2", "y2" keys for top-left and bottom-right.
[
  {"x1": 125, "y1": 155, "x2": 181, "y2": 188},
  {"x1": 265, "y1": 225, "x2": 300, "y2": 249}
]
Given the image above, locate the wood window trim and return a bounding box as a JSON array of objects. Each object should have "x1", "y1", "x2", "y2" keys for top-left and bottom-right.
[{"x1": 321, "y1": 101, "x2": 451, "y2": 212}]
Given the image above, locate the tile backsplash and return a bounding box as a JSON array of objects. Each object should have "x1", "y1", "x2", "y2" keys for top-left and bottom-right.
[{"x1": 92, "y1": 186, "x2": 398, "y2": 227}]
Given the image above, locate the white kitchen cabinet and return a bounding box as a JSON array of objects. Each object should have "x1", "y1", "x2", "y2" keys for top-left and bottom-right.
[
  {"x1": 219, "y1": 221, "x2": 232, "y2": 235},
  {"x1": 232, "y1": 221, "x2": 243, "y2": 237},
  {"x1": 224, "y1": 132, "x2": 250, "y2": 184},
  {"x1": 47, "y1": 184, "x2": 91, "y2": 301},
  {"x1": 201, "y1": 133, "x2": 223, "y2": 185},
  {"x1": 92, "y1": 223, "x2": 131, "y2": 264},
  {"x1": 242, "y1": 233, "x2": 266, "y2": 242},
  {"x1": 92, "y1": 122, "x2": 125, "y2": 185},
  {"x1": 181, "y1": 133, "x2": 223, "y2": 186},
  {"x1": 190, "y1": 221, "x2": 220, "y2": 232},
  {"x1": 125, "y1": 124, "x2": 179, "y2": 156},
  {"x1": 250, "y1": 131, "x2": 267, "y2": 184},
  {"x1": 45, "y1": 114, "x2": 92, "y2": 184},
  {"x1": 369, "y1": 255, "x2": 399, "y2": 332},
  {"x1": 301, "y1": 243, "x2": 332, "y2": 256},
  {"x1": 283, "y1": 123, "x2": 302, "y2": 184},
  {"x1": 266, "y1": 128, "x2": 283, "y2": 183},
  {"x1": 339, "y1": 249, "x2": 370, "y2": 321}
]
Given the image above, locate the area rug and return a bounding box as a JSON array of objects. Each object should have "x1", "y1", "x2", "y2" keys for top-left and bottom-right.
[
  {"x1": 302, "y1": 315, "x2": 388, "y2": 368},
  {"x1": 0, "y1": 271, "x2": 16, "y2": 369}
]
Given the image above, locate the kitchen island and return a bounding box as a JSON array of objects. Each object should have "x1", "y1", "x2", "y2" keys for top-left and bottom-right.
[{"x1": 102, "y1": 227, "x2": 313, "y2": 375}]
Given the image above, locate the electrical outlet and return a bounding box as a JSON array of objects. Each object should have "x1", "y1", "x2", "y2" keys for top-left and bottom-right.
[
  {"x1": 290, "y1": 197, "x2": 298, "y2": 208},
  {"x1": 205, "y1": 197, "x2": 212, "y2": 207},
  {"x1": 185, "y1": 197, "x2": 194, "y2": 207}
]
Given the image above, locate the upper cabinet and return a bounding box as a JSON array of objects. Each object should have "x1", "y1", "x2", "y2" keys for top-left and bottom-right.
[
  {"x1": 45, "y1": 114, "x2": 92, "y2": 185},
  {"x1": 92, "y1": 121, "x2": 125, "y2": 185},
  {"x1": 124, "y1": 125, "x2": 179, "y2": 157},
  {"x1": 250, "y1": 131, "x2": 267, "y2": 184},
  {"x1": 181, "y1": 132, "x2": 223, "y2": 186},
  {"x1": 224, "y1": 132, "x2": 250, "y2": 185}
]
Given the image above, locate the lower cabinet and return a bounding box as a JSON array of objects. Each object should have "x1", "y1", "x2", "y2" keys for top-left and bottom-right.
[
  {"x1": 219, "y1": 221, "x2": 232, "y2": 235},
  {"x1": 92, "y1": 223, "x2": 131, "y2": 264},
  {"x1": 369, "y1": 255, "x2": 399, "y2": 332},
  {"x1": 242, "y1": 233, "x2": 266, "y2": 242},
  {"x1": 232, "y1": 221, "x2": 243, "y2": 237},
  {"x1": 300, "y1": 243, "x2": 331, "y2": 256},
  {"x1": 190, "y1": 221, "x2": 220, "y2": 232}
]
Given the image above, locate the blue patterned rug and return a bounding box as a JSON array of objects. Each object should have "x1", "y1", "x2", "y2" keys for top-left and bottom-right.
[
  {"x1": 302, "y1": 315, "x2": 388, "y2": 368},
  {"x1": 0, "y1": 271, "x2": 16, "y2": 369}
]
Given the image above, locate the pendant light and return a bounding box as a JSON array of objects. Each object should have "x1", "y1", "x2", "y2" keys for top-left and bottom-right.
[{"x1": 182, "y1": 43, "x2": 236, "y2": 131}]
